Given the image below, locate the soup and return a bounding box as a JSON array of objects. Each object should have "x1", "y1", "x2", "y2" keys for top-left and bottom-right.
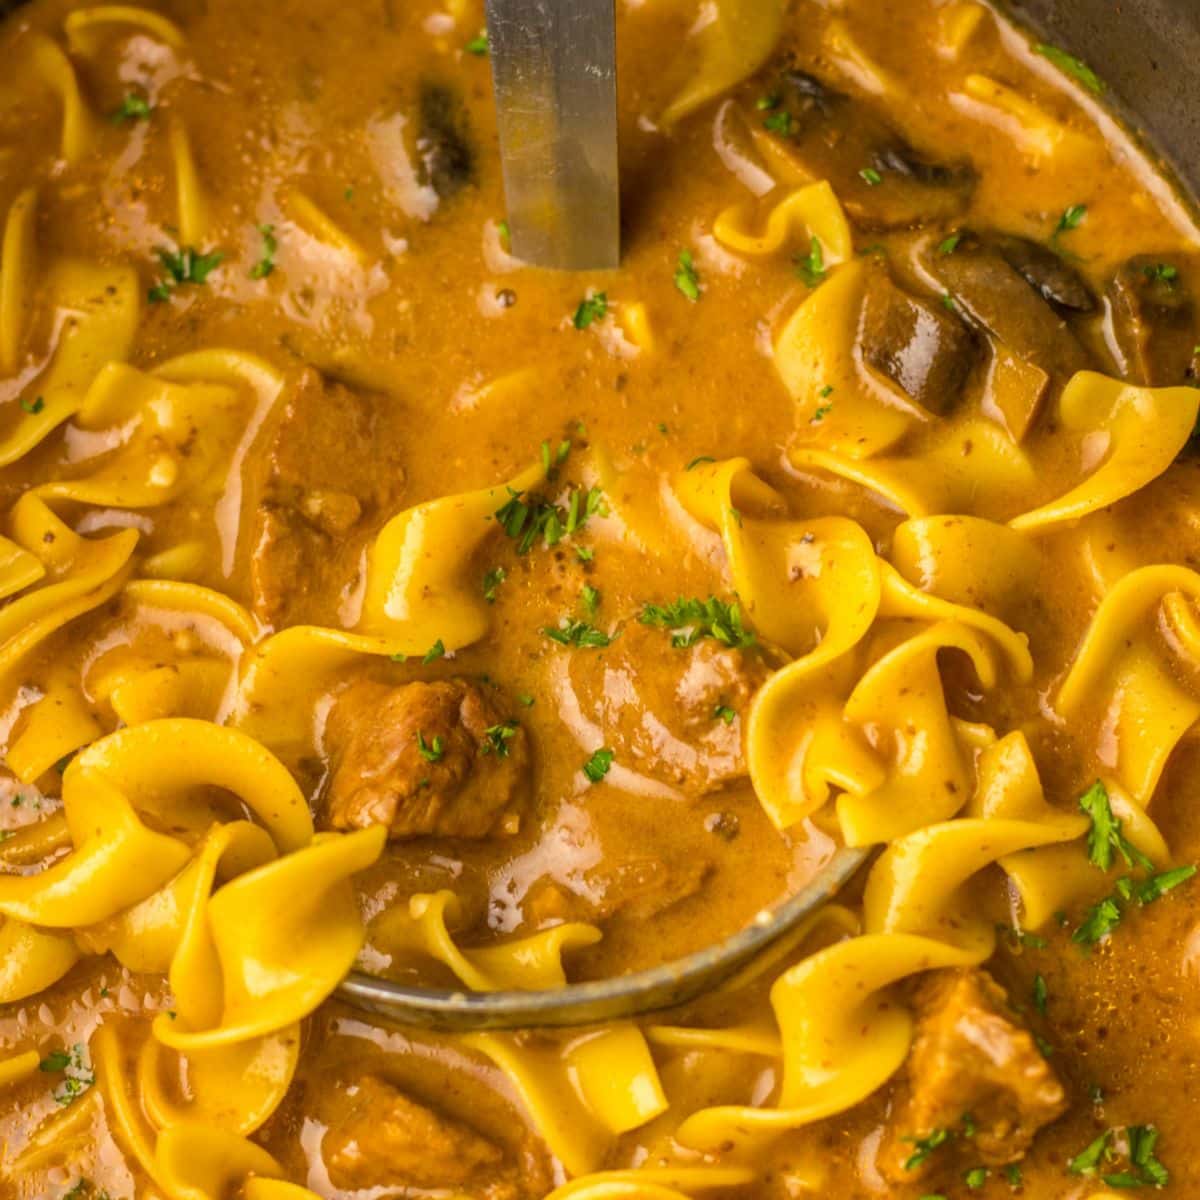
[{"x1": 0, "y1": 0, "x2": 1198, "y2": 1196}]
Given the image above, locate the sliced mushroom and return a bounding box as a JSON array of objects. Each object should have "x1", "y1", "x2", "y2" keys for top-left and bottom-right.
[
  {"x1": 926, "y1": 235, "x2": 1091, "y2": 380},
  {"x1": 1107, "y1": 255, "x2": 1200, "y2": 386},
  {"x1": 418, "y1": 81, "x2": 475, "y2": 199},
  {"x1": 860, "y1": 263, "x2": 980, "y2": 414},
  {"x1": 992, "y1": 234, "x2": 1096, "y2": 313},
  {"x1": 747, "y1": 67, "x2": 975, "y2": 230}
]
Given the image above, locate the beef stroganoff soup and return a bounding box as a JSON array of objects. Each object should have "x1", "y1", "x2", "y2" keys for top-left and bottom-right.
[{"x1": 0, "y1": 0, "x2": 1198, "y2": 1197}]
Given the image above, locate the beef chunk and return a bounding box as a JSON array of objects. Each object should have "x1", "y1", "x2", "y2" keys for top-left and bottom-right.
[
  {"x1": 860, "y1": 265, "x2": 979, "y2": 413},
  {"x1": 1107, "y1": 255, "x2": 1200, "y2": 386},
  {"x1": 880, "y1": 968, "x2": 1067, "y2": 1183},
  {"x1": 323, "y1": 678, "x2": 530, "y2": 839},
  {"x1": 249, "y1": 367, "x2": 404, "y2": 628},
  {"x1": 565, "y1": 622, "x2": 770, "y2": 795},
  {"x1": 322, "y1": 1075, "x2": 523, "y2": 1197}
]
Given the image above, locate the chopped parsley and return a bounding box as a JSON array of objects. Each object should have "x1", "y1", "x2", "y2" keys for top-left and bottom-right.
[
  {"x1": 674, "y1": 249, "x2": 701, "y2": 302},
  {"x1": 481, "y1": 721, "x2": 518, "y2": 757},
  {"x1": 249, "y1": 224, "x2": 277, "y2": 279},
  {"x1": 1073, "y1": 894, "x2": 1125, "y2": 946},
  {"x1": 639, "y1": 596, "x2": 755, "y2": 650},
  {"x1": 964, "y1": 1167, "x2": 989, "y2": 1190},
  {"x1": 938, "y1": 232, "x2": 962, "y2": 256},
  {"x1": 540, "y1": 437, "x2": 572, "y2": 478},
  {"x1": 1072, "y1": 864, "x2": 1196, "y2": 945},
  {"x1": 1032, "y1": 972, "x2": 1048, "y2": 1014},
  {"x1": 997, "y1": 922, "x2": 1047, "y2": 950},
  {"x1": 148, "y1": 245, "x2": 223, "y2": 303},
  {"x1": 580, "y1": 584, "x2": 600, "y2": 615},
  {"x1": 763, "y1": 109, "x2": 793, "y2": 136},
  {"x1": 573, "y1": 292, "x2": 608, "y2": 330},
  {"x1": 422, "y1": 639, "x2": 446, "y2": 664},
  {"x1": 416, "y1": 732, "x2": 445, "y2": 763},
  {"x1": 1069, "y1": 1126, "x2": 1169, "y2": 1189},
  {"x1": 941, "y1": 292, "x2": 958, "y2": 311},
  {"x1": 543, "y1": 618, "x2": 613, "y2": 648},
  {"x1": 811, "y1": 403, "x2": 833, "y2": 423},
  {"x1": 686, "y1": 455, "x2": 715, "y2": 470},
  {"x1": 494, "y1": 485, "x2": 605, "y2": 555},
  {"x1": 517, "y1": 693, "x2": 535, "y2": 707},
  {"x1": 1003, "y1": 1164, "x2": 1022, "y2": 1187},
  {"x1": 1133, "y1": 864, "x2": 1197, "y2": 903},
  {"x1": 575, "y1": 546, "x2": 595, "y2": 563},
  {"x1": 1053, "y1": 203, "x2": 1088, "y2": 239},
  {"x1": 39, "y1": 1043, "x2": 94, "y2": 1106},
  {"x1": 795, "y1": 236, "x2": 826, "y2": 287},
  {"x1": 1035, "y1": 42, "x2": 1106, "y2": 94},
  {"x1": 483, "y1": 566, "x2": 506, "y2": 603},
  {"x1": 859, "y1": 166, "x2": 883, "y2": 186},
  {"x1": 582, "y1": 747, "x2": 614, "y2": 783},
  {"x1": 19, "y1": 395, "x2": 44, "y2": 415},
  {"x1": 465, "y1": 29, "x2": 489, "y2": 55},
  {"x1": 713, "y1": 704, "x2": 736, "y2": 724},
  {"x1": 903, "y1": 1127, "x2": 952, "y2": 1171},
  {"x1": 110, "y1": 91, "x2": 152, "y2": 123},
  {"x1": 756, "y1": 93, "x2": 780, "y2": 111},
  {"x1": 1079, "y1": 780, "x2": 1153, "y2": 872},
  {"x1": 1143, "y1": 262, "x2": 1179, "y2": 285}
]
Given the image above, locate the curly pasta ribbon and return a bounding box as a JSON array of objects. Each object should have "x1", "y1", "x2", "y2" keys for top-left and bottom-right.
[
  {"x1": 8, "y1": 1086, "x2": 101, "y2": 1174},
  {"x1": 33, "y1": 361, "x2": 244, "y2": 510},
  {"x1": 6, "y1": 662, "x2": 102, "y2": 783},
  {"x1": 967, "y1": 732, "x2": 1166, "y2": 927},
  {"x1": 283, "y1": 189, "x2": 371, "y2": 264},
  {"x1": 372, "y1": 889, "x2": 601, "y2": 990},
  {"x1": 891, "y1": 514, "x2": 1041, "y2": 625},
  {"x1": 234, "y1": 460, "x2": 545, "y2": 751},
  {"x1": 0, "y1": 186, "x2": 37, "y2": 374},
  {"x1": 64, "y1": 5, "x2": 187, "y2": 53},
  {"x1": 938, "y1": 0, "x2": 987, "y2": 57},
  {"x1": 544, "y1": 1168, "x2": 756, "y2": 1200},
  {"x1": 953, "y1": 74, "x2": 1096, "y2": 163},
  {"x1": 675, "y1": 456, "x2": 881, "y2": 656},
  {"x1": 0, "y1": 1049, "x2": 40, "y2": 1087},
  {"x1": 1011, "y1": 373, "x2": 1200, "y2": 533},
  {"x1": 154, "y1": 826, "x2": 385, "y2": 1048},
  {"x1": 168, "y1": 118, "x2": 210, "y2": 247},
  {"x1": 713, "y1": 181, "x2": 853, "y2": 263},
  {"x1": 140, "y1": 1025, "x2": 301, "y2": 1136},
  {"x1": 660, "y1": 0, "x2": 785, "y2": 127},
  {"x1": 822, "y1": 18, "x2": 900, "y2": 96},
  {"x1": 789, "y1": 416, "x2": 1037, "y2": 519},
  {"x1": 0, "y1": 255, "x2": 140, "y2": 466},
  {"x1": 0, "y1": 916, "x2": 79, "y2": 1002},
  {"x1": 464, "y1": 1025, "x2": 668, "y2": 1176},
  {"x1": 154, "y1": 1123, "x2": 286, "y2": 1200},
  {"x1": 1055, "y1": 564, "x2": 1200, "y2": 804},
  {"x1": 25, "y1": 33, "x2": 100, "y2": 164},
  {"x1": 775, "y1": 259, "x2": 926, "y2": 456}
]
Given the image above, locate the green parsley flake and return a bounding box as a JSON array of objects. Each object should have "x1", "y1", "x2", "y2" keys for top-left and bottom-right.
[
  {"x1": 674, "y1": 249, "x2": 702, "y2": 302},
  {"x1": 19, "y1": 395, "x2": 44, "y2": 415},
  {"x1": 110, "y1": 92, "x2": 152, "y2": 124},
  {"x1": 422, "y1": 639, "x2": 446, "y2": 664},
  {"x1": 756, "y1": 93, "x2": 780, "y2": 111},
  {"x1": 1032, "y1": 972, "x2": 1048, "y2": 1014},
  {"x1": 795, "y1": 236, "x2": 826, "y2": 287},
  {"x1": 465, "y1": 29, "x2": 489, "y2": 55},
  {"x1": 39, "y1": 1043, "x2": 94, "y2": 1107},
  {"x1": 686, "y1": 456, "x2": 716, "y2": 471},
  {"x1": 573, "y1": 292, "x2": 608, "y2": 330},
  {"x1": 938, "y1": 232, "x2": 963, "y2": 256},
  {"x1": 543, "y1": 618, "x2": 613, "y2": 649},
  {"x1": 483, "y1": 566, "x2": 506, "y2": 603},
  {"x1": 582, "y1": 747, "x2": 615, "y2": 783},
  {"x1": 860, "y1": 166, "x2": 883, "y2": 186},
  {"x1": 763, "y1": 109, "x2": 793, "y2": 136},
  {"x1": 1053, "y1": 203, "x2": 1088, "y2": 239},
  {"x1": 903, "y1": 1127, "x2": 952, "y2": 1171},
  {"x1": 1070, "y1": 1125, "x2": 1169, "y2": 1189},
  {"x1": 495, "y1": 484, "x2": 605, "y2": 555},
  {"x1": 640, "y1": 596, "x2": 755, "y2": 650},
  {"x1": 481, "y1": 721, "x2": 519, "y2": 757},
  {"x1": 580, "y1": 584, "x2": 600, "y2": 615},
  {"x1": 1072, "y1": 894, "x2": 1124, "y2": 946},
  {"x1": 713, "y1": 704, "x2": 736, "y2": 724},
  {"x1": 964, "y1": 1167, "x2": 989, "y2": 1190},
  {"x1": 517, "y1": 692, "x2": 535, "y2": 707},
  {"x1": 1079, "y1": 780, "x2": 1153, "y2": 872},
  {"x1": 1144, "y1": 262, "x2": 1179, "y2": 285},
  {"x1": 1003, "y1": 1164, "x2": 1022, "y2": 1187},
  {"x1": 1035, "y1": 43, "x2": 1105, "y2": 94},
  {"x1": 149, "y1": 245, "x2": 223, "y2": 303},
  {"x1": 1069, "y1": 1130, "x2": 1112, "y2": 1176},
  {"x1": 250, "y1": 224, "x2": 277, "y2": 279},
  {"x1": 1133, "y1": 864, "x2": 1197, "y2": 903},
  {"x1": 417, "y1": 732, "x2": 445, "y2": 763}
]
